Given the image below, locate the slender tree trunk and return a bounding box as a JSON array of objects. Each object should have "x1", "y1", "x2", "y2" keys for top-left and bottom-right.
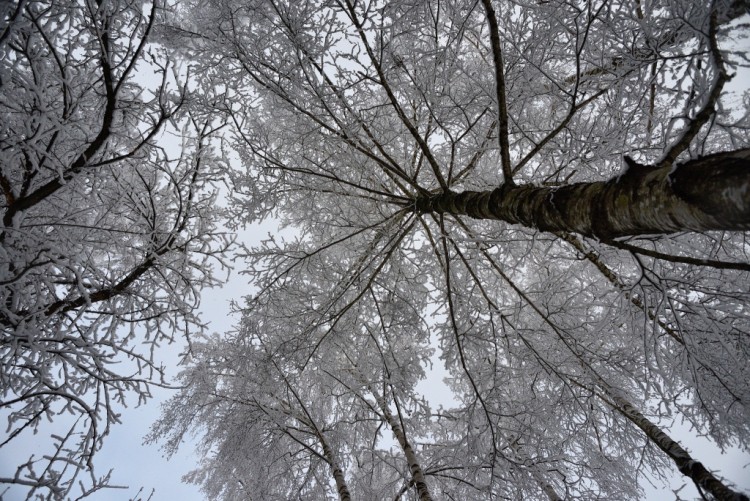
[
  {"x1": 418, "y1": 148, "x2": 750, "y2": 239},
  {"x1": 371, "y1": 393, "x2": 433, "y2": 501},
  {"x1": 512, "y1": 443, "x2": 563, "y2": 501},
  {"x1": 274, "y1": 365, "x2": 353, "y2": 501},
  {"x1": 539, "y1": 480, "x2": 564, "y2": 501},
  {"x1": 607, "y1": 393, "x2": 749, "y2": 501},
  {"x1": 318, "y1": 434, "x2": 352, "y2": 501}
]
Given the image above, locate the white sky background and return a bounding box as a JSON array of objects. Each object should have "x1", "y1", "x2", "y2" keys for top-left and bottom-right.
[{"x1": 3, "y1": 9, "x2": 750, "y2": 501}]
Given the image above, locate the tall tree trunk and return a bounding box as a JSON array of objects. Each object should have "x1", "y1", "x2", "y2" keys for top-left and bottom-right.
[
  {"x1": 275, "y1": 365, "x2": 353, "y2": 501},
  {"x1": 371, "y1": 392, "x2": 433, "y2": 501},
  {"x1": 606, "y1": 392, "x2": 749, "y2": 501},
  {"x1": 318, "y1": 433, "x2": 352, "y2": 501},
  {"x1": 418, "y1": 148, "x2": 750, "y2": 239},
  {"x1": 511, "y1": 443, "x2": 563, "y2": 501}
]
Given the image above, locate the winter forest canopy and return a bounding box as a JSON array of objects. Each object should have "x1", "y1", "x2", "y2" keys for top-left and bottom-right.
[{"x1": 1, "y1": 0, "x2": 750, "y2": 499}]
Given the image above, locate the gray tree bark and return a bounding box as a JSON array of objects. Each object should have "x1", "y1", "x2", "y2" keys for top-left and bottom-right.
[
  {"x1": 610, "y1": 393, "x2": 749, "y2": 501},
  {"x1": 418, "y1": 148, "x2": 750, "y2": 239},
  {"x1": 371, "y1": 393, "x2": 433, "y2": 501},
  {"x1": 318, "y1": 434, "x2": 352, "y2": 501}
]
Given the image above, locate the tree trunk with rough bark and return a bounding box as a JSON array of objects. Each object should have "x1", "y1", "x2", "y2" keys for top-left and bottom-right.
[
  {"x1": 610, "y1": 393, "x2": 749, "y2": 501},
  {"x1": 417, "y1": 149, "x2": 750, "y2": 239}
]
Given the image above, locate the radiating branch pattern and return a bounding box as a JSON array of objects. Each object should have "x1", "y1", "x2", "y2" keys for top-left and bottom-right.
[{"x1": 148, "y1": 0, "x2": 750, "y2": 499}]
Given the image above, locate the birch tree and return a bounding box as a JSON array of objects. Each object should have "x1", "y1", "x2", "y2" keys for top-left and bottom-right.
[
  {"x1": 0, "y1": 0, "x2": 227, "y2": 498},
  {"x1": 154, "y1": 0, "x2": 750, "y2": 499}
]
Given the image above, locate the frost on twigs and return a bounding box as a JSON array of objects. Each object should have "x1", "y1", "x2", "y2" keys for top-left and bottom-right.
[
  {"x1": 0, "y1": 0, "x2": 229, "y2": 498},
  {"x1": 143, "y1": 0, "x2": 747, "y2": 499}
]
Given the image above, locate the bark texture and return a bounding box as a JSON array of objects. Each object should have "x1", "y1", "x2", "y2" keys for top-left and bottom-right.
[
  {"x1": 372, "y1": 393, "x2": 433, "y2": 501},
  {"x1": 612, "y1": 394, "x2": 749, "y2": 501},
  {"x1": 319, "y1": 436, "x2": 352, "y2": 501},
  {"x1": 418, "y1": 148, "x2": 750, "y2": 239}
]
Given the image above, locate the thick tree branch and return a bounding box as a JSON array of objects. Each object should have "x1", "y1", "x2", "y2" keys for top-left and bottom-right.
[{"x1": 658, "y1": 10, "x2": 730, "y2": 169}]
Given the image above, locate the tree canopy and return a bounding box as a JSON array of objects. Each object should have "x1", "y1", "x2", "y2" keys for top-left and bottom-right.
[
  {"x1": 0, "y1": 0, "x2": 227, "y2": 497},
  {"x1": 149, "y1": 0, "x2": 750, "y2": 499},
  {"x1": 2, "y1": 0, "x2": 750, "y2": 499}
]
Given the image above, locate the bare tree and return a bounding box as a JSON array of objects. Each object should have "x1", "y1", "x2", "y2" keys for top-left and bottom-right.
[
  {"x1": 0, "y1": 0, "x2": 228, "y2": 498},
  {"x1": 152, "y1": 0, "x2": 750, "y2": 499}
]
